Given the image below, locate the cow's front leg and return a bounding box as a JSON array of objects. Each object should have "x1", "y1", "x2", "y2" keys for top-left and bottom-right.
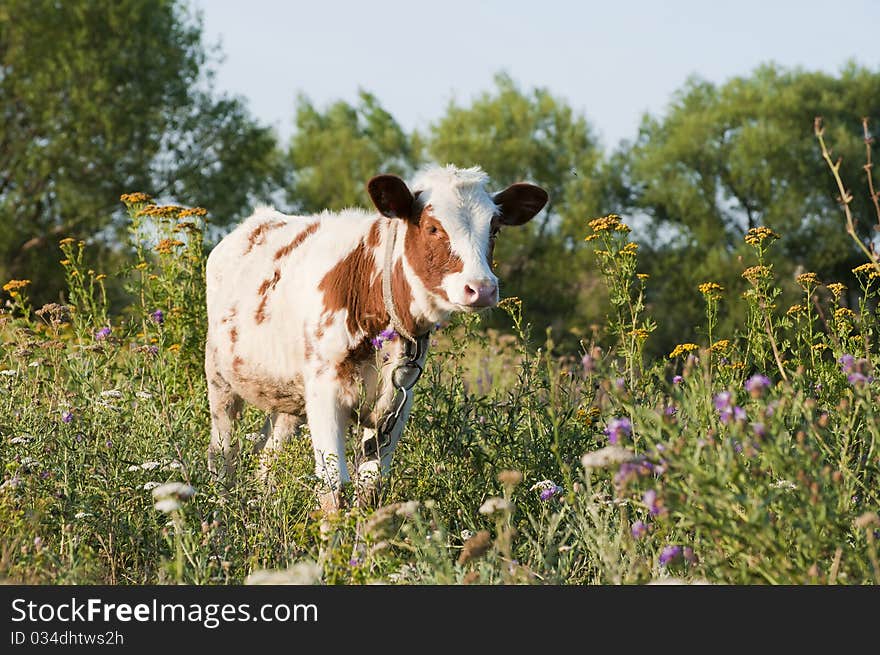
[
  {"x1": 305, "y1": 375, "x2": 351, "y2": 514},
  {"x1": 206, "y1": 352, "x2": 243, "y2": 488},
  {"x1": 357, "y1": 389, "x2": 416, "y2": 506}
]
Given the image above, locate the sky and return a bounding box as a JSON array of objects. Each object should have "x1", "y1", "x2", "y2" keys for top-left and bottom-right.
[{"x1": 194, "y1": 0, "x2": 880, "y2": 152}]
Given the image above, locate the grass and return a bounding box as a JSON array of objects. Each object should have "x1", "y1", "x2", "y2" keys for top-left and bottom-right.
[{"x1": 1, "y1": 188, "x2": 879, "y2": 586}]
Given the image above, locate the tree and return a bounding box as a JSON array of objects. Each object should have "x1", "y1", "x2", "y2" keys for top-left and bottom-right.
[
  {"x1": 286, "y1": 91, "x2": 418, "y2": 213},
  {"x1": 617, "y1": 64, "x2": 880, "y2": 352},
  {"x1": 428, "y1": 73, "x2": 608, "y2": 337},
  {"x1": 0, "y1": 0, "x2": 281, "y2": 299}
]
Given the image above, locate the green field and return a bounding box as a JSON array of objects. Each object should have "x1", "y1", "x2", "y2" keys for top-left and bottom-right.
[{"x1": 1, "y1": 199, "x2": 878, "y2": 585}]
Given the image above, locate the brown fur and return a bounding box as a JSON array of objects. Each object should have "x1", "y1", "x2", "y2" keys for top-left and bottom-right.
[
  {"x1": 318, "y1": 240, "x2": 386, "y2": 338},
  {"x1": 274, "y1": 221, "x2": 320, "y2": 261},
  {"x1": 230, "y1": 326, "x2": 238, "y2": 344},
  {"x1": 404, "y1": 206, "x2": 463, "y2": 301},
  {"x1": 243, "y1": 220, "x2": 286, "y2": 255}
]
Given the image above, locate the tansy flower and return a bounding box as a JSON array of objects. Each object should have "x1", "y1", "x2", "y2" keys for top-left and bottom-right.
[
  {"x1": 669, "y1": 343, "x2": 699, "y2": 359},
  {"x1": 834, "y1": 307, "x2": 856, "y2": 321},
  {"x1": 120, "y1": 192, "x2": 153, "y2": 204},
  {"x1": 796, "y1": 272, "x2": 819, "y2": 287},
  {"x1": 786, "y1": 304, "x2": 805, "y2": 317},
  {"x1": 827, "y1": 283, "x2": 846, "y2": 298},
  {"x1": 742, "y1": 265, "x2": 771, "y2": 282},
  {"x1": 744, "y1": 226, "x2": 781, "y2": 245},
  {"x1": 698, "y1": 282, "x2": 724, "y2": 297},
  {"x1": 2, "y1": 279, "x2": 30, "y2": 292},
  {"x1": 710, "y1": 339, "x2": 730, "y2": 353},
  {"x1": 852, "y1": 262, "x2": 879, "y2": 275}
]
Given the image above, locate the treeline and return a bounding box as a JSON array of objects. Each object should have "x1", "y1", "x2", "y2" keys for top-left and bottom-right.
[{"x1": 2, "y1": 0, "x2": 879, "y2": 354}]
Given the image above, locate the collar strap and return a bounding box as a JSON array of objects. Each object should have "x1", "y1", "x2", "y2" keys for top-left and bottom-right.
[{"x1": 381, "y1": 218, "x2": 417, "y2": 343}]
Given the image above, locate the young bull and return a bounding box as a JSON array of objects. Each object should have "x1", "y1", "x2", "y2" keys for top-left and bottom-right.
[{"x1": 205, "y1": 165, "x2": 548, "y2": 512}]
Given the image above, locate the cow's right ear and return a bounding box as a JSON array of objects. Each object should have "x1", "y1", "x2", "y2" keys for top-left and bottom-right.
[{"x1": 367, "y1": 175, "x2": 414, "y2": 219}]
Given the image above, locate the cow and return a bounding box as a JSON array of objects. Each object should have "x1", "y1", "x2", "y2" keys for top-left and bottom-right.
[{"x1": 204, "y1": 165, "x2": 548, "y2": 512}]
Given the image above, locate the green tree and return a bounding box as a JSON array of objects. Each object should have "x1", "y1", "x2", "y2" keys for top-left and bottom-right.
[
  {"x1": 286, "y1": 91, "x2": 418, "y2": 213},
  {"x1": 428, "y1": 73, "x2": 608, "y2": 337},
  {"x1": 617, "y1": 63, "x2": 880, "y2": 353},
  {"x1": 0, "y1": 0, "x2": 281, "y2": 299}
]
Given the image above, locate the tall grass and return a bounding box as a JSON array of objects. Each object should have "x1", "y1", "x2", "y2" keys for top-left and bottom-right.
[{"x1": 1, "y1": 126, "x2": 879, "y2": 585}]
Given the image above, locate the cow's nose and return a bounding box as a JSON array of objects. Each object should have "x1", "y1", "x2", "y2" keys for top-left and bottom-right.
[{"x1": 463, "y1": 281, "x2": 498, "y2": 307}]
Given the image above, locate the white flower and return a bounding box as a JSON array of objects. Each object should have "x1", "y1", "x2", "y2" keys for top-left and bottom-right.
[
  {"x1": 140, "y1": 461, "x2": 162, "y2": 471},
  {"x1": 164, "y1": 460, "x2": 183, "y2": 470},
  {"x1": 74, "y1": 511, "x2": 93, "y2": 520},
  {"x1": 126, "y1": 464, "x2": 141, "y2": 472},
  {"x1": 0, "y1": 476, "x2": 22, "y2": 491},
  {"x1": 478, "y1": 497, "x2": 514, "y2": 515},
  {"x1": 395, "y1": 500, "x2": 420, "y2": 518},
  {"x1": 0, "y1": 369, "x2": 17, "y2": 376},
  {"x1": 245, "y1": 561, "x2": 322, "y2": 585},
  {"x1": 100, "y1": 389, "x2": 123, "y2": 398},
  {"x1": 154, "y1": 498, "x2": 181, "y2": 513},
  {"x1": 245, "y1": 432, "x2": 262, "y2": 442},
  {"x1": 529, "y1": 479, "x2": 559, "y2": 492},
  {"x1": 19, "y1": 456, "x2": 40, "y2": 468},
  {"x1": 151, "y1": 481, "x2": 196, "y2": 501},
  {"x1": 135, "y1": 391, "x2": 153, "y2": 400},
  {"x1": 461, "y1": 529, "x2": 473, "y2": 540},
  {"x1": 28, "y1": 361, "x2": 40, "y2": 368},
  {"x1": 9, "y1": 435, "x2": 33, "y2": 445},
  {"x1": 771, "y1": 479, "x2": 797, "y2": 490},
  {"x1": 142, "y1": 481, "x2": 161, "y2": 491},
  {"x1": 581, "y1": 445, "x2": 638, "y2": 469}
]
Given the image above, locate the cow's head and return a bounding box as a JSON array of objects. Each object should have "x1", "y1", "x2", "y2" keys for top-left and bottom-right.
[{"x1": 367, "y1": 165, "x2": 548, "y2": 313}]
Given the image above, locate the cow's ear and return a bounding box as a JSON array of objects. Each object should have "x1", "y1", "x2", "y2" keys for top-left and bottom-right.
[
  {"x1": 367, "y1": 175, "x2": 414, "y2": 219},
  {"x1": 493, "y1": 183, "x2": 549, "y2": 226}
]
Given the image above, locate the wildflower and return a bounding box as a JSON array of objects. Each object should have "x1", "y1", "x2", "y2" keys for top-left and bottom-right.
[
  {"x1": 710, "y1": 339, "x2": 730, "y2": 353},
  {"x1": 744, "y1": 226, "x2": 781, "y2": 245},
  {"x1": 0, "y1": 369, "x2": 16, "y2": 377},
  {"x1": 154, "y1": 238, "x2": 185, "y2": 254},
  {"x1": 119, "y1": 192, "x2": 153, "y2": 204},
  {"x1": 839, "y1": 354, "x2": 856, "y2": 373},
  {"x1": 59, "y1": 237, "x2": 76, "y2": 246},
  {"x1": 588, "y1": 214, "x2": 629, "y2": 233},
  {"x1": 178, "y1": 207, "x2": 208, "y2": 218},
  {"x1": 713, "y1": 392, "x2": 732, "y2": 411},
  {"x1": 603, "y1": 417, "x2": 632, "y2": 445},
  {"x1": 581, "y1": 354, "x2": 595, "y2": 374},
  {"x1": 659, "y1": 545, "x2": 683, "y2": 566},
  {"x1": 348, "y1": 557, "x2": 360, "y2": 568},
  {"x1": 142, "y1": 481, "x2": 161, "y2": 491},
  {"x1": 478, "y1": 497, "x2": 514, "y2": 515},
  {"x1": 628, "y1": 327, "x2": 649, "y2": 340},
  {"x1": 827, "y1": 283, "x2": 846, "y2": 298},
  {"x1": 664, "y1": 405, "x2": 677, "y2": 416},
  {"x1": 852, "y1": 262, "x2": 879, "y2": 276},
  {"x1": 581, "y1": 445, "x2": 637, "y2": 470},
  {"x1": 744, "y1": 374, "x2": 771, "y2": 395},
  {"x1": 698, "y1": 282, "x2": 724, "y2": 298},
  {"x1": 539, "y1": 485, "x2": 563, "y2": 501},
  {"x1": 796, "y1": 272, "x2": 819, "y2": 287},
  {"x1": 154, "y1": 498, "x2": 181, "y2": 513},
  {"x1": 672, "y1": 375, "x2": 683, "y2": 385},
  {"x1": 167, "y1": 344, "x2": 181, "y2": 353},
  {"x1": 637, "y1": 273, "x2": 650, "y2": 281},
  {"x1": 683, "y1": 547, "x2": 697, "y2": 564},
  {"x1": 95, "y1": 327, "x2": 111, "y2": 340},
  {"x1": 751, "y1": 423, "x2": 767, "y2": 439},
  {"x1": 150, "y1": 309, "x2": 164, "y2": 325},
  {"x1": 786, "y1": 304, "x2": 805, "y2": 317},
  {"x1": 100, "y1": 389, "x2": 123, "y2": 399},
  {"x1": 583, "y1": 234, "x2": 599, "y2": 242},
  {"x1": 59, "y1": 259, "x2": 70, "y2": 266},
  {"x1": 742, "y1": 265, "x2": 771, "y2": 282},
  {"x1": 668, "y1": 343, "x2": 699, "y2": 359},
  {"x1": 2, "y1": 279, "x2": 31, "y2": 292},
  {"x1": 848, "y1": 372, "x2": 873, "y2": 386},
  {"x1": 631, "y1": 520, "x2": 649, "y2": 539},
  {"x1": 643, "y1": 489, "x2": 665, "y2": 517},
  {"x1": 74, "y1": 511, "x2": 92, "y2": 520},
  {"x1": 61, "y1": 411, "x2": 74, "y2": 424},
  {"x1": 497, "y1": 470, "x2": 523, "y2": 487},
  {"x1": 621, "y1": 242, "x2": 639, "y2": 255},
  {"x1": 834, "y1": 307, "x2": 856, "y2": 321}
]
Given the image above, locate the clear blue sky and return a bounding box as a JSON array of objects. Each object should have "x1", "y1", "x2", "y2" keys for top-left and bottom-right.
[{"x1": 194, "y1": 0, "x2": 880, "y2": 151}]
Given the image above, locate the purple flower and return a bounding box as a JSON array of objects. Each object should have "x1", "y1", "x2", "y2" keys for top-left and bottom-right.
[
  {"x1": 61, "y1": 411, "x2": 74, "y2": 424},
  {"x1": 672, "y1": 375, "x2": 683, "y2": 385},
  {"x1": 848, "y1": 372, "x2": 874, "y2": 386},
  {"x1": 581, "y1": 354, "x2": 595, "y2": 374},
  {"x1": 540, "y1": 484, "x2": 563, "y2": 501},
  {"x1": 733, "y1": 406, "x2": 746, "y2": 422},
  {"x1": 631, "y1": 520, "x2": 648, "y2": 539},
  {"x1": 683, "y1": 547, "x2": 697, "y2": 564},
  {"x1": 659, "y1": 545, "x2": 682, "y2": 566},
  {"x1": 379, "y1": 328, "x2": 397, "y2": 342},
  {"x1": 713, "y1": 392, "x2": 732, "y2": 411},
  {"x1": 643, "y1": 489, "x2": 664, "y2": 516},
  {"x1": 95, "y1": 327, "x2": 111, "y2": 340},
  {"x1": 664, "y1": 405, "x2": 677, "y2": 416},
  {"x1": 839, "y1": 354, "x2": 856, "y2": 373},
  {"x1": 349, "y1": 557, "x2": 360, "y2": 567},
  {"x1": 370, "y1": 336, "x2": 383, "y2": 349},
  {"x1": 147, "y1": 345, "x2": 159, "y2": 355},
  {"x1": 150, "y1": 309, "x2": 164, "y2": 325},
  {"x1": 744, "y1": 374, "x2": 771, "y2": 394},
  {"x1": 751, "y1": 422, "x2": 766, "y2": 438},
  {"x1": 614, "y1": 377, "x2": 626, "y2": 391},
  {"x1": 604, "y1": 417, "x2": 632, "y2": 445}
]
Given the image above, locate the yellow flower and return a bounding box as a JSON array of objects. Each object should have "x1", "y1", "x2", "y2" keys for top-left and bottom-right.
[
  {"x1": 796, "y1": 272, "x2": 819, "y2": 287},
  {"x1": 723, "y1": 361, "x2": 746, "y2": 370},
  {"x1": 587, "y1": 214, "x2": 631, "y2": 235},
  {"x1": 710, "y1": 339, "x2": 730, "y2": 352},
  {"x1": 786, "y1": 304, "x2": 805, "y2": 317},
  {"x1": 178, "y1": 207, "x2": 207, "y2": 218},
  {"x1": 744, "y1": 226, "x2": 781, "y2": 245},
  {"x1": 154, "y1": 238, "x2": 185, "y2": 254},
  {"x1": 669, "y1": 343, "x2": 700, "y2": 359},
  {"x1": 742, "y1": 265, "x2": 771, "y2": 282},
  {"x1": 827, "y1": 283, "x2": 846, "y2": 298},
  {"x1": 168, "y1": 344, "x2": 181, "y2": 353},
  {"x1": 95, "y1": 274, "x2": 106, "y2": 281},
  {"x1": 59, "y1": 237, "x2": 76, "y2": 246},
  {"x1": 59, "y1": 259, "x2": 70, "y2": 266},
  {"x1": 698, "y1": 282, "x2": 724, "y2": 298},
  {"x1": 135, "y1": 262, "x2": 149, "y2": 270},
  {"x1": 3, "y1": 279, "x2": 31, "y2": 292},
  {"x1": 120, "y1": 192, "x2": 153, "y2": 204},
  {"x1": 621, "y1": 242, "x2": 639, "y2": 255},
  {"x1": 852, "y1": 262, "x2": 879, "y2": 275},
  {"x1": 834, "y1": 307, "x2": 856, "y2": 321},
  {"x1": 628, "y1": 328, "x2": 649, "y2": 340},
  {"x1": 811, "y1": 343, "x2": 830, "y2": 352},
  {"x1": 637, "y1": 273, "x2": 650, "y2": 281},
  {"x1": 584, "y1": 234, "x2": 599, "y2": 242}
]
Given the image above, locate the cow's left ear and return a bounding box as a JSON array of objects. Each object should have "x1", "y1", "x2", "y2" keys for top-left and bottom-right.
[
  {"x1": 493, "y1": 183, "x2": 549, "y2": 226},
  {"x1": 367, "y1": 175, "x2": 414, "y2": 219}
]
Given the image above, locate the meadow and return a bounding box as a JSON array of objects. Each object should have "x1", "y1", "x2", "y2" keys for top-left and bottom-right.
[{"x1": 1, "y1": 186, "x2": 879, "y2": 586}]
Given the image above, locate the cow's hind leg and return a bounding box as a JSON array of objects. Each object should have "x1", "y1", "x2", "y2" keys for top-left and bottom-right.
[
  {"x1": 255, "y1": 412, "x2": 304, "y2": 482},
  {"x1": 206, "y1": 356, "x2": 243, "y2": 488}
]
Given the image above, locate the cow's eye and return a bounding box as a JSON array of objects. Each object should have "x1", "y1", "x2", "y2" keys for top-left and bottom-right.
[{"x1": 427, "y1": 225, "x2": 438, "y2": 235}]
